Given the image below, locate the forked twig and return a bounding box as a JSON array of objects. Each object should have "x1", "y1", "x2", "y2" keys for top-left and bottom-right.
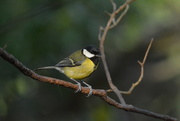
[
  {"x1": 99, "y1": 0, "x2": 135, "y2": 105},
  {"x1": 108, "y1": 1, "x2": 129, "y2": 29},
  {"x1": 106, "y1": 39, "x2": 153, "y2": 94},
  {"x1": 121, "y1": 38, "x2": 153, "y2": 94},
  {"x1": 99, "y1": 0, "x2": 138, "y2": 105}
]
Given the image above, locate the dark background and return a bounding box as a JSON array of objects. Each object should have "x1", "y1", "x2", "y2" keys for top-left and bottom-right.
[{"x1": 0, "y1": 0, "x2": 179, "y2": 121}]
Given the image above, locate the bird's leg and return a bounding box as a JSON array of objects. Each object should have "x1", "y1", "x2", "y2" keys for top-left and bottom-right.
[
  {"x1": 82, "y1": 81, "x2": 93, "y2": 97},
  {"x1": 71, "y1": 79, "x2": 82, "y2": 93}
]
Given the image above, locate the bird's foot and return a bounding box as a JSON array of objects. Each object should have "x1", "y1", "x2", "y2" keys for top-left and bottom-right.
[
  {"x1": 82, "y1": 81, "x2": 93, "y2": 97},
  {"x1": 74, "y1": 83, "x2": 82, "y2": 93}
]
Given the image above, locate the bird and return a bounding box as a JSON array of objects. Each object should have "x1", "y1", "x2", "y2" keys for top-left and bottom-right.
[{"x1": 35, "y1": 45, "x2": 101, "y2": 97}]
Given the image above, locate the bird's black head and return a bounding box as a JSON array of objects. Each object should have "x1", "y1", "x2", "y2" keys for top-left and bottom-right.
[{"x1": 82, "y1": 45, "x2": 100, "y2": 58}]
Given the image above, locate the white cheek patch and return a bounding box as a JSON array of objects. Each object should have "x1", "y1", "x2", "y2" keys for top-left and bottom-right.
[{"x1": 83, "y1": 49, "x2": 95, "y2": 58}]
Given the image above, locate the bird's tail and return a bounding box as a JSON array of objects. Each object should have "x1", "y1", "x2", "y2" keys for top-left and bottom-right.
[{"x1": 34, "y1": 66, "x2": 56, "y2": 71}]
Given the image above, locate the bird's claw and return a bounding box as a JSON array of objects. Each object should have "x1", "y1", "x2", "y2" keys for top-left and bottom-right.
[
  {"x1": 86, "y1": 87, "x2": 93, "y2": 97},
  {"x1": 74, "y1": 83, "x2": 82, "y2": 93}
]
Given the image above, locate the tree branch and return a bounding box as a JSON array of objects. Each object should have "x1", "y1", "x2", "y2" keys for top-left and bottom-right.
[
  {"x1": 96, "y1": 1, "x2": 177, "y2": 120},
  {"x1": 98, "y1": 0, "x2": 134, "y2": 105},
  {"x1": 0, "y1": 47, "x2": 106, "y2": 96},
  {"x1": 106, "y1": 38, "x2": 154, "y2": 94},
  {"x1": 0, "y1": 0, "x2": 177, "y2": 121},
  {"x1": 120, "y1": 38, "x2": 153, "y2": 94},
  {"x1": 0, "y1": 48, "x2": 177, "y2": 121}
]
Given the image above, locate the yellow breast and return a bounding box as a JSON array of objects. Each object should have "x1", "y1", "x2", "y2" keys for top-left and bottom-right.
[{"x1": 63, "y1": 58, "x2": 95, "y2": 80}]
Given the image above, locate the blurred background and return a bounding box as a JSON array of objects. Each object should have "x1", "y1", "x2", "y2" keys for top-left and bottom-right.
[{"x1": 0, "y1": 0, "x2": 180, "y2": 121}]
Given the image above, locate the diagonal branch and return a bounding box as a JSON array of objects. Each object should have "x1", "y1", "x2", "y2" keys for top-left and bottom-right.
[
  {"x1": 0, "y1": 47, "x2": 107, "y2": 96},
  {"x1": 98, "y1": 0, "x2": 137, "y2": 105},
  {"x1": 106, "y1": 39, "x2": 154, "y2": 94},
  {"x1": 98, "y1": 0, "x2": 135, "y2": 105},
  {"x1": 120, "y1": 38, "x2": 153, "y2": 94},
  {"x1": 0, "y1": 47, "x2": 177, "y2": 121}
]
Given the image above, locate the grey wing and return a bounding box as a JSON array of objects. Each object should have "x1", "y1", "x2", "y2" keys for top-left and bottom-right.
[{"x1": 55, "y1": 57, "x2": 83, "y2": 67}]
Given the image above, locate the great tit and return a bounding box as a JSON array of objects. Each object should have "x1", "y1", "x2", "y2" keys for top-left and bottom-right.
[{"x1": 36, "y1": 45, "x2": 100, "y2": 97}]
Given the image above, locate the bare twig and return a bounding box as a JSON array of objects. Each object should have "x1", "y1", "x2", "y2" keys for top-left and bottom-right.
[
  {"x1": 120, "y1": 38, "x2": 153, "y2": 94},
  {"x1": 98, "y1": 0, "x2": 136, "y2": 105},
  {"x1": 106, "y1": 39, "x2": 154, "y2": 94},
  {"x1": 109, "y1": 1, "x2": 129, "y2": 29},
  {"x1": 0, "y1": 47, "x2": 177, "y2": 121},
  {"x1": 101, "y1": 0, "x2": 135, "y2": 30}
]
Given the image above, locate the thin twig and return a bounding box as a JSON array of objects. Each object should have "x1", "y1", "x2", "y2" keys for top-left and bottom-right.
[
  {"x1": 98, "y1": 0, "x2": 135, "y2": 105},
  {"x1": 109, "y1": 2, "x2": 129, "y2": 29},
  {"x1": 0, "y1": 47, "x2": 177, "y2": 121},
  {"x1": 106, "y1": 39, "x2": 154, "y2": 94},
  {"x1": 120, "y1": 38, "x2": 153, "y2": 94},
  {"x1": 101, "y1": 0, "x2": 135, "y2": 30}
]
